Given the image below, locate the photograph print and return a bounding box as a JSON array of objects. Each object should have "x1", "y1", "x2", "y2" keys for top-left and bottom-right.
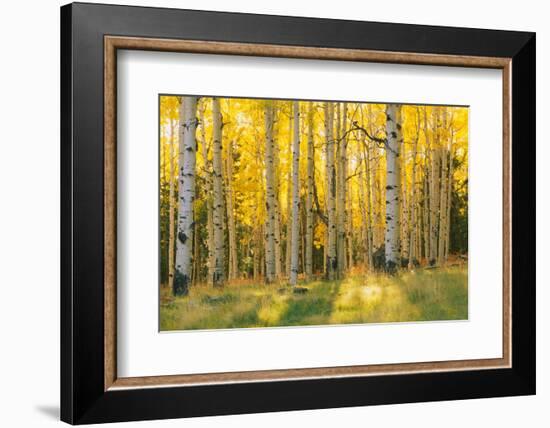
[{"x1": 159, "y1": 96, "x2": 469, "y2": 331}]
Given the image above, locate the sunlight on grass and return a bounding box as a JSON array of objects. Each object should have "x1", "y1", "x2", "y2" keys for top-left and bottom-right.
[
  {"x1": 257, "y1": 294, "x2": 289, "y2": 325},
  {"x1": 160, "y1": 266, "x2": 468, "y2": 331}
]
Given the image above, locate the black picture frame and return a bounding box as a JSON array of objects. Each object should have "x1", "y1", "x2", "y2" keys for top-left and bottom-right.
[{"x1": 61, "y1": 2, "x2": 535, "y2": 424}]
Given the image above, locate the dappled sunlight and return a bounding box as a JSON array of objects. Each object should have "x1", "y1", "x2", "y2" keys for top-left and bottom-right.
[
  {"x1": 257, "y1": 295, "x2": 290, "y2": 326},
  {"x1": 327, "y1": 272, "x2": 424, "y2": 324},
  {"x1": 361, "y1": 285, "x2": 383, "y2": 301},
  {"x1": 160, "y1": 267, "x2": 468, "y2": 331}
]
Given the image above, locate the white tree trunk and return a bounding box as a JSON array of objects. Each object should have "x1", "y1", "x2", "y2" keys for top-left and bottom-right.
[
  {"x1": 273, "y1": 116, "x2": 283, "y2": 279},
  {"x1": 408, "y1": 110, "x2": 420, "y2": 269},
  {"x1": 445, "y1": 142, "x2": 454, "y2": 260},
  {"x1": 437, "y1": 153, "x2": 448, "y2": 265},
  {"x1": 336, "y1": 103, "x2": 347, "y2": 278},
  {"x1": 364, "y1": 147, "x2": 374, "y2": 269},
  {"x1": 225, "y1": 139, "x2": 238, "y2": 280},
  {"x1": 253, "y1": 226, "x2": 260, "y2": 280},
  {"x1": 285, "y1": 111, "x2": 292, "y2": 278},
  {"x1": 427, "y1": 108, "x2": 439, "y2": 264},
  {"x1": 400, "y1": 135, "x2": 408, "y2": 259},
  {"x1": 289, "y1": 101, "x2": 301, "y2": 286},
  {"x1": 211, "y1": 98, "x2": 225, "y2": 287},
  {"x1": 174, "y1": 96, "x2": 198, "y2": 295},
  {"x1": 325, "y1": 102, "x2": 337, "y2": 280},
  {"x1": 384, "y1": 103, "x2": 402, "y2": 273},
  {"x1": 199, "y1": 102, "x2": 214, "y2": 286},
  {"x1": 305, "y1": 103, "x2": 314, "y2": 279},
  {"x1": 264, "y1": 101, "x2": 277, "y2": 283},
  {"x1": 437, "y1": 109, "x2": 448, "y2": 265},
  {"x1": 422, "y1": 161, "x2": 430, "y2": 260}
]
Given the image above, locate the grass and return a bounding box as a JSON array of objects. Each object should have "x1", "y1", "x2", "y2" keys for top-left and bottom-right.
[{"x1": 159, "y1": 266, "x2": 468, "y2": 331}]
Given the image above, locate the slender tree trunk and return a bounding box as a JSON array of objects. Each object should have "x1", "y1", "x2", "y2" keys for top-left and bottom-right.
[
  {"x1": 289, "y1": 101, "x2": 301, "y2": 286},
  {"x1": 401, "y1": 135, "x2": 409, "y2": 260},
  {"x1": 373, "y1": 154, "x2": 383, "y2": 248},
  {"x1": 168, "y1": 119, "x2": 176, "y2": 291},
  {"x1": 174, "y1": 96, "x2": 198, "y2": 296},
  {"x1": 300, "y1": 200, "x2": 306, "y2": 275},
  {"x1": 253, "y1": 226, "x2": 260, "y2": 280},
  {"x1": 199, "y1": 102, "x2": 214, "y2": 286},
  {"x1": 211, "y1": 98, "x2": 225, "y2": 287},
  {"x1": 260, "y1": 223, "x2": 265, "y2": 278},
  {"x1": 437, "y1": 150, "x2": 448, "y2": 265},
  {"x1": 427, "y1": 108, "x2": 439, "y2": 264},
  {"x1": 416, "y1": 204, "x2": 422, "y2": 262},
  {"x1": 364, "y1": 147, "x2": 374, "y2": 269},
  {"x1": 384, "y1": 103, "x2": 402, "y2": 274},
  {"x1": 346, "y1": 176, "x2": 353, "y2": 269},
  {"x1": 366, "y1": 105, "x2": 382, "y2": 252},
  {"x1": 264, "y1": 100, "x2": 277, "y2": 283},
  {"x1": 422, "y1": 162, "x2": 430, "y2": 260},
  {"x1": 305, "y1": 103, "x2": 314, "y2": 279},
  {"x1": 323, "y1": 228, "x2": 327, "y2": 275},
  {"x1": 271, "y1": 104, "x2": 282, "y2": 279},
  {"x1": 273, "y1": 133, "x2": 283, "y2": 279},
  {"x1": 274, "y1": 197, "x2": 282, "y2": 278},
  {"x1": 192, "y1": 219, "x2": 200, "y2": 284},
  {"x1": 336, "y1": 103, "x2": 347, "y2": 278},
  {"x1": 358, "y1": 151, "x2": 368, "y2": 267},
  {"x1": 343, "y1": 105, "x2": 351, "y2": 270},
  {"x1": 445, "y1": 142, "x2": 454, "y2": 260},
  {"x1": 325, "y1": 102, "x2": 337, "y2": 279},
  {"x1": 408, "y1": 110, "x2": 420, "y2": 269},
  {"x1": 285, "y1": 111, "x2": 292, "y2": 278},
  {"x1": 225, "y1": 139, "x2": 238, "y2": 280},
  {"x1": 437, "y1": 109, "x2": 448, "y2": 266}
]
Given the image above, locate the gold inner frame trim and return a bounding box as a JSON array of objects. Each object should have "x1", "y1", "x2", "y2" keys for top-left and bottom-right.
[{"x1": 104, "y1": 35, "x2": 512, "y2": 391}]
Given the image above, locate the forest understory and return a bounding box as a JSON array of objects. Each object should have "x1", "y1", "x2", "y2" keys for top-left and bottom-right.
[{"x1": 160, "y1": 262, "x2": 467, "y2": 331}]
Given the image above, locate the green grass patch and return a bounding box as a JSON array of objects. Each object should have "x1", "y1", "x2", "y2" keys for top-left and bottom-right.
[{"x1": 160, "y1": 266, "x2": 468, "y2": 331}]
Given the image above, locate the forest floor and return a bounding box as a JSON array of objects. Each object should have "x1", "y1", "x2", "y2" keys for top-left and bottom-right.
[{"x1": 159, "y1": 265, "x2": 468, "y2": 331}]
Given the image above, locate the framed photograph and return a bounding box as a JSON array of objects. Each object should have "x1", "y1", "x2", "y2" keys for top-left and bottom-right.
[{"x1": 61, "y1": 2, "x2": 535, "y2": 424}]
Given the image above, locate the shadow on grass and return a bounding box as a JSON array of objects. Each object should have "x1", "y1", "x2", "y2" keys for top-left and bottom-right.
[{"x1": 277, "y1": 280, "x2": 343, "y2": 326}]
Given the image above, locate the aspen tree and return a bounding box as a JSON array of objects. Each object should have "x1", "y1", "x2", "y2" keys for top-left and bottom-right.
[
  {"x1": 384, "y1": 103, "x2": 402, "y2": 273},
  {"x1": 336, "y1": 103, "x2": 347, "y2": 277},
  {"x1": 273, "y1": 107, "x2": 283, "y2": 279},
  {"x1": 289, "y1": 101, "x2": 301, "y2": 286},
  {"x1": 305, "y1": 103, "x2": 314, "y2": 279},
  {"x1": 226, "y1": 138, "x2": 238, "y2": 280},
  {"x1": 193, "y1": 217, "x2": 200, "y2": 284},
  {"x1": 422, "y1": 161, "x2": 430, "y2": 260},
  {"x1": 437, "y1": 108, "x2": 449, "y2": 265},
  {"x1": 401, "y1": 125, "x2": 409, "y2": 260},
  {"x1": 211, "y1": 98, "x2": 225, "y2": 287},
  {"x1": 428, "y1": 108, "x2": 440, "y2": 264},
  {"x1": 445, "y1": 141, "x2": 454, "y2": 260},
  {"x1": 408, "y1": 108, "x2": 421, "y2": 269},
  {"x1": 174, "y1": 96, "x2": 198, "y2": 296},
  {"x1": 264, "y1": 100, "x2": 277, "y2": 283},
  {"x1": 199, "y1": 101, "x2": 214, "y2": 286},
  {"x1": 285, "y1": 106, "x2": 293, "y2": 278},
  {"x1": 325, "y1": 102, "x2": 337, "y2": 279}
]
